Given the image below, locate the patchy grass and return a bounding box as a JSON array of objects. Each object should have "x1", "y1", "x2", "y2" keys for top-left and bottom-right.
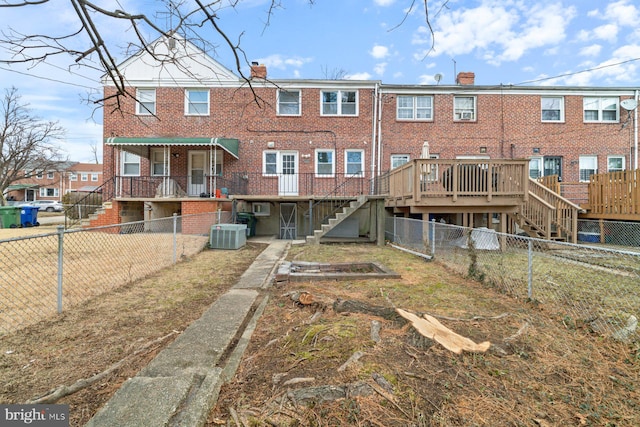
[
  {"x1": 208, "y1": 243, "x2": 639, "y2": 426},
  {"x1": 0, "y1": 242, "x2": 638, "y2": 426},
  {"x1": 0, "y1": 242, "x2": 267, "y2": 426}
]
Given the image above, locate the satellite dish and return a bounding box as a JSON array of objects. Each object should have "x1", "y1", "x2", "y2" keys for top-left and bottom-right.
[
  {"x1": 434, "y1": 73, "x2": 443, "y2": 84},
  {"x1": 621, "y1": 99, "x2": 638, "y2": 111}
]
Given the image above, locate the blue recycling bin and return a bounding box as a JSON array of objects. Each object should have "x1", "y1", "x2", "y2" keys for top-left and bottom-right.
[{"x1": 20, "y1": 206, "x2": 40, "y2": 227}]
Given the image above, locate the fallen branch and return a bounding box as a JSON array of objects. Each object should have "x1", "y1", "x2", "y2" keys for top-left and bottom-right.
[
  {"x1": 337, "y1": 350, "x2": 365, "y2": 372},
  {"x1": 396, "y1": 309, "x2": 490, "y2": 354},
  {"x1": 27, "y1": 331, "x2": 179, "y2": 404}
]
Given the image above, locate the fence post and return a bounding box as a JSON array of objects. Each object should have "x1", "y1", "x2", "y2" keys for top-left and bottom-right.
[
  {"x1": 57, "y1": 225, "x2": 64, "y2": 313},
  {"x1": 527, "y1": 240, "x2": 533, "y2": 299},
  {"x1": 430, "y1": 219, "x2": 436, "y2": 255},
  {"x1": 172, "y1": 213, "x2": 177, "y2": 264}
]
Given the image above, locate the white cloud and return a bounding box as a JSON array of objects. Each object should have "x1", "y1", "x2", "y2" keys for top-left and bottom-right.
[
  {"x1": 257, "y1": 54, "x2": 313, "y2": 70},
  {"x1": 579, "y1": 44, "x2": 602, "y2": 57},
  {"x1": 370, "y1": 44, "x2": 390, "y2": 59},
  {"x1": 373, "y1": 0, "x2": 395, "y2": 6},
  {"x1": 374, "y1": 62, "x2": 387, "y2": 76},
  {"x1": 603, "y1": 0, "x2": 640, "y2": 27},
  {"x1": 346, "y1": 72, "x2": 372, "y2": 80},
  {"x1": 414, "y1": 2, "x2": 575, "y2": 65},
  {"x1": 592, "y1": 24, "x2": 619, "y2": 43}
]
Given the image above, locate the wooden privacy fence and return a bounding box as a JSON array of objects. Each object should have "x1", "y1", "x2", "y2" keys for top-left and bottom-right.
[{"x1": 588, "y1": 169, "x2": 640, "y2": 217}]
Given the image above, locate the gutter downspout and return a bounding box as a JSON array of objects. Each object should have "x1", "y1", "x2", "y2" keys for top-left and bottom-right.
[
  {"x1": 635, "y1": 90, "x2": 638, "y2": 170},
  {"x1": 371, "y1": 83, "x2": 379, "y2": 193},
  {"x1": 377, "y1": 89, "x2": 383, "y2": 181}
]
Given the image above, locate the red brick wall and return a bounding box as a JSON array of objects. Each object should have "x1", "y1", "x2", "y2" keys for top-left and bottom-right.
[
  {"x1": 380, "y1": 92, "x2": 633, "y2": 183},
  {"x1": 103, "y1": 85, "x2": 376, "y2": 182},
  {"x1": 103, "y1": 85, "x2": 634, "y2": 187}
]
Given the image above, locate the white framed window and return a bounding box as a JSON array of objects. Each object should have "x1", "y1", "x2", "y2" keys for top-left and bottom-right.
[
  {"x1": 252, "y1": 202, "x2": 271, "y2": 216},
  {"x1": 607, "y1": 156, "x2": 625, "y2": 173},
  {"x1": 39, "y1": 188, "x2": 59, "y2": 197},
  {"x1": 151, "y1": 149, "x2": 167, "y2": 176},
  {"x1": 315, "y1": 149, "x2": 335, "y2": 177},
  {"x1": 36, "y1": 171, "x2": 43, "y2": 179},
  {"x1": 81, "y1": 173, "x2": 88, "y2": 181},
  {"x1": 579, "y1": 155, "x2": 597, "y2": 182},
  {"x1": 397, "y1": 95, "x2": 433, "y2": 120},
  {"x1": 321, "y1": 90, "x2": 358, "y2": 116},
  {"x1": 69, "y1": 172, "x2": 77, "y2": 181},
  {"x1": 185, "y1": 89, "x2": 209, "y2": 115},
  {"x1": 263, "y1": 151, "x2": 277, "y2": 176},
  {"x1": 277, "y1": 89, "x2": 301, "y2": 115},
  {"x1": 583, "y1": 97, "x2": 618, "y2": 122},
  {"x1": 390, "y1": 154, "x2": 410, "y2": 169},
  {"x1": 345, "y1": 149, "x2": 364, "y2": 177},
  {"x1": 47, "y1": 171, "x2": 54, "y2": 179},
  {"x1": 24, "y1": 170, "x2": 32, "y2": 178},
  {"x1": 529, "y1": 157, "x2": 542, "y2": 179},
  {"x1": 136, "y1": 88, "x2": 156, "y2": 115},
  {"x1": 541, "y1": 96, "x2": 564, "y2": 122},
  {"x1": 121, "y1": 151, "x2": 141, "y2": 176},
  {"x1": 91, "y1": 173, "x2": 99, "y2": 181},
  {"x1": 454, "y1": 96, "x2": 476, "y2": 121}
]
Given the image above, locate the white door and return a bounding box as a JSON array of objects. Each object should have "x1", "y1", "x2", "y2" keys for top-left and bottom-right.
[
  {"x1": 279, "y1": 152, "x2": 298, "y2": 196},
  {"x1": 188, "y1": 151, "x2": 207, "y2": 196}
]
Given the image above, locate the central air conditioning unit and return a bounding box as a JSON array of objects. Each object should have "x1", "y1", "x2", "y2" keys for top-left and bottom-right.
[{"x1": 210, "y1": 224, "x2": 247, "y2": 250}]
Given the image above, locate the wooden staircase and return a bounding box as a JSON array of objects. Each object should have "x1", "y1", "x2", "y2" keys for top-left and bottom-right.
[
  {"x1": 306, "y1": 195, "x2": 367, "y2": 245},
  {"x1": 509, "y1": 178, "x2": 582, "y2": 243}
]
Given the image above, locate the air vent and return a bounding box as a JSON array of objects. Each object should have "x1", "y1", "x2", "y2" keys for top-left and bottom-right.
[{"x1": 210, "y1": 224, "x2": 247, "y2": 250}]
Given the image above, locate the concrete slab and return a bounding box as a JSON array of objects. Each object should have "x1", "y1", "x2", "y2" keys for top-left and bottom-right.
[
  {"x1": 85, "y1": 374, "x2": 196, "y2": 427},
  {"x1": 140, "y1": 289, "x2": 259, "y2": 378}
]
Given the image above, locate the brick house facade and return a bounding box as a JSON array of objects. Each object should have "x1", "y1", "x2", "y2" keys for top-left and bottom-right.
[{"x1": 98, "y1": 35, "x2": 638, "y2": 236}]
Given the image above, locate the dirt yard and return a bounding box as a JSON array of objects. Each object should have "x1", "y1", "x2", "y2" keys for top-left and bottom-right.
[{"x1": 0, "y1": 242, "x2": 638, "y2": 426}]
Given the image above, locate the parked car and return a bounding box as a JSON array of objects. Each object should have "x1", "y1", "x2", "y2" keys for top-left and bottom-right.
[{"x1": 23, "y1": 200, "x2": 64, "y2": 212}]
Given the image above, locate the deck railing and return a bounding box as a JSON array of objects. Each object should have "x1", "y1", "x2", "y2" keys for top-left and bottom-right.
[
  {"x1": 522, "y1": 179, "x2": 581, "y2": 242},
  {"x1": 387, "y1": 159, "x2": 530, "y2": 203},
  {"x1": 587, "y1": 169, "x2": 640, "y2": 216}
]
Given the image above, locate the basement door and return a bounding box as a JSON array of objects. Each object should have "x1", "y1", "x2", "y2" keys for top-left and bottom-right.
[{"x1": 279, "y1": 203, "x2": 297, "y2": 239}]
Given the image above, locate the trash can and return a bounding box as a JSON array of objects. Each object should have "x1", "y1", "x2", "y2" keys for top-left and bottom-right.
[
  {"x1": 0, "y1": 206, "x2": 21, "y2": 228},
  {"x1": 236, "y1": 212, "x2": 256, "y2": 237},
  {"x1": 20, "y1": 206, "x2": 39, "y2": 227}
]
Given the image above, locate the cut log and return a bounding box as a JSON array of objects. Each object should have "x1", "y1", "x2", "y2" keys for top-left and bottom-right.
[
  {"x1": 396, "y1": 308, "x2": 490, "y2": 354},
  {"x1": 333, "y1": 299, "x2": 405, "y2": 322}
]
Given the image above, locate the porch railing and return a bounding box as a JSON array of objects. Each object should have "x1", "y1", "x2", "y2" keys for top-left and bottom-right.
[
  {"x1": 387, "y1": 159, "x2": 530, "y2": 203},
  {"x1": 519, "y1": 179, "x2": 581, "y2": 242}
]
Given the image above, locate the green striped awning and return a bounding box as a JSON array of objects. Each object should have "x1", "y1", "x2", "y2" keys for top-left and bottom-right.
[
  {"x1": 104, "y1": 137, "x2": 239, "y2": 159},
  {"x1": 7, "y1": 184, "x2": 39, "y2": 190}
]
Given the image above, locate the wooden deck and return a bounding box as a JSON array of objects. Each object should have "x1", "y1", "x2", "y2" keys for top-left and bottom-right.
[{"x1": 385, "y1": 159, "x2": 530, "y2": 214}]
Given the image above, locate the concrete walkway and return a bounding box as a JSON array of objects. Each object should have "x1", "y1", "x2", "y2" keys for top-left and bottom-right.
[{"x1": 86, "y1": 238, "x2": 291, "y2": 427}]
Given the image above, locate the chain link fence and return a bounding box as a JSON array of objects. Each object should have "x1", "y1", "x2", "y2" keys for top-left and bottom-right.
[
  {"x1": 386, "y1": 217, "x2": 640, "y2": 342},
  {"x1": 0, "y1": 211, "x2": 232, "y2": 335}
]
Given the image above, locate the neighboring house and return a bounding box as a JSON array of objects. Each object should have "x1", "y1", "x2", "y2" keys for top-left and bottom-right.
[
  {"x1": 66, "y1": 163, "x2": 104, "y2": 193},
  {"x1": 5, "y1": 161, "x2": 79, "y2": 203},
  {"x1": 96, "y1": 35, "x2": 638, "y2": 239}
]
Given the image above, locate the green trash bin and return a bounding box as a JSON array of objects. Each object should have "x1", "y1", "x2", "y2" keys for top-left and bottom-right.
[
  {"x1": 0, "y1": 206, "x2": 21, "y2": 228},
  {"x1": 237, "y1": 212, "x2": 256, "y2": 237}
]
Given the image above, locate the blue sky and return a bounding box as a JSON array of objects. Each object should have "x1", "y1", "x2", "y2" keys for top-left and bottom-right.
[{"x1": 1, "y1": 0, "x2": 639, "y2": 162}]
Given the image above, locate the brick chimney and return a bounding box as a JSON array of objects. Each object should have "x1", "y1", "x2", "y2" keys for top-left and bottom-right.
[
  {"x1": 250, "y1": 62, "x2": 267, "y2": 79},
  {"x1": 456, "y1": 71, "x2": 475, "y2": 85}
]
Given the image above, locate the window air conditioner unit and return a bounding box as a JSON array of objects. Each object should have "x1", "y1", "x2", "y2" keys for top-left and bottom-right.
[
  {"x1": 460, "y1": 111, "x2": 473, "y2": 120},
  {"x1": 210, "y1": 224, "x2": 247, "y2": 250}
]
